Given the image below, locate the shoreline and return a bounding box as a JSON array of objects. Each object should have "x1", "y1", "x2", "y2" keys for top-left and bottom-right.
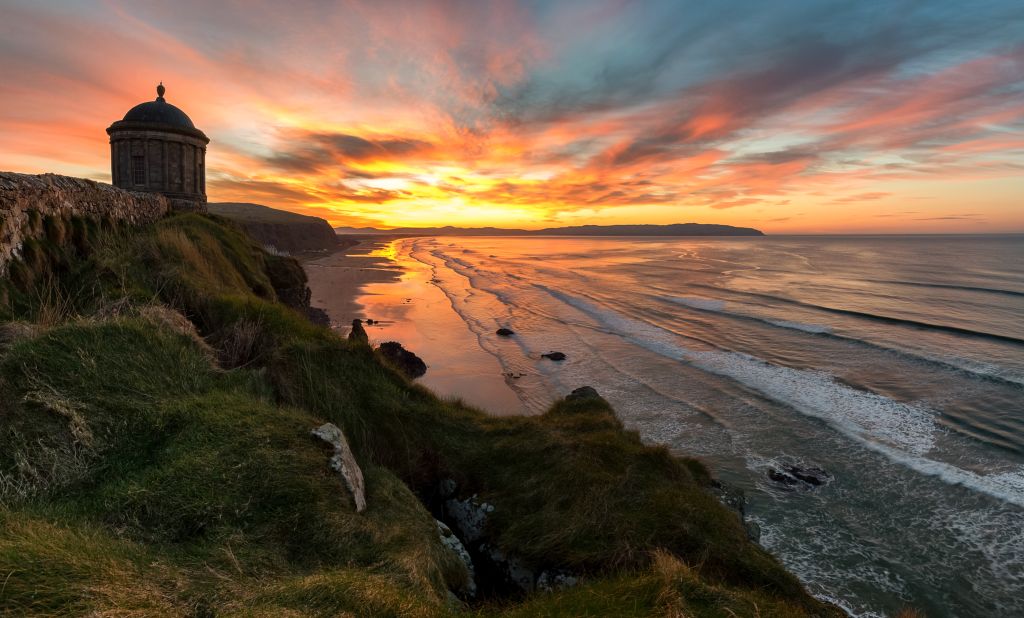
[
  {"x1": 303, "y1": 238, "x2": 404, "y2": 329},
  {"x1": 303, "y1": 237, "x2": 527, "y2": 415}
]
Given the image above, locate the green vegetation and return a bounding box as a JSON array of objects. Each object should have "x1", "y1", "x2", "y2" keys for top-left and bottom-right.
[
  {"x1": 207, "y1": 201, "x2": 326, "y2": 224},
  {"x1": 206, "y1": 202, "x2": 343, "y2": 254},
  {"x1": 0, "y1": 212, "x2": 841, "y2": 616}
]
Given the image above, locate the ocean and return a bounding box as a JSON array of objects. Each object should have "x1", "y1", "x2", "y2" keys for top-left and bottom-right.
[{"x1": 353, "y1": 234, "x2": 1024, "y2": 617}]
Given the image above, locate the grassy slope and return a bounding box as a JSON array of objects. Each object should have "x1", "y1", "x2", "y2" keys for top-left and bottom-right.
[
  {"x1": 0, "y1": 213, "x2": 841, "y2": 617},
  {"x1": 208, "y1": 202, "x2": 324, "y2": 224}
]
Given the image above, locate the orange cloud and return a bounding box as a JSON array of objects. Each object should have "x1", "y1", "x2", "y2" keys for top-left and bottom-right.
[{"x1": 0, "y1": 2, "x2": 1022, "y2": 233}]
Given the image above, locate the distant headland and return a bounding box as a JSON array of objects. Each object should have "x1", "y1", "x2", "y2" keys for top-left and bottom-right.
[{"x1": 333, "y1": 223, "x2": 765, "y2": 237}]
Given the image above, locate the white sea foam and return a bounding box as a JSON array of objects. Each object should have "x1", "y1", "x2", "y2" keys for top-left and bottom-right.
[
  {"x1": 692, "y1": 350, "x2": 937, "y2": 456},
  {"x1": 543, "y1": 286, "x2": 1024, "y2": 509},
  {"x1": 858, "y1": 443, "x2": 1024, "y2": 508},
  {"x1": 667, "y1": 296, "x2": 726, "y2": 311},
  {"x1": 750, "y1": 514, "x2": 899, "y2": 618}
]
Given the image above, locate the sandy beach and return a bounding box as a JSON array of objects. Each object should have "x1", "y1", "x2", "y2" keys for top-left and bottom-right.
[
  {"x1": 303, "y1": 239, "x2": 404, "y2": 328},
  {"x1": 303, "y1": 237, "x2": 527, "y2": 415}
]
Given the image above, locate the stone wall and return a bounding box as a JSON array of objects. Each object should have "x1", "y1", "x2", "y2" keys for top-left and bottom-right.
[{"x1": 0, "y1": 172, "x2": 173, "y2": 275}]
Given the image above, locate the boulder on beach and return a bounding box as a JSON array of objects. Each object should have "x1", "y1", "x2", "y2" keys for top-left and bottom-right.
[
  {"x1": 348, "y1": 319, "x2": 369, "y2": 344},
  {"x1": 377, "y1": 341, "x2": 427, "y2": 378},
  {"x1": 566, "y1": 386, "x2": 600, "y2": 401},
  {"x1": 496, "y1": 328, "x2": 515, "y2": 337},
  {"x1": 541, "y1": 351, "x2": 567, "y2": 361}
]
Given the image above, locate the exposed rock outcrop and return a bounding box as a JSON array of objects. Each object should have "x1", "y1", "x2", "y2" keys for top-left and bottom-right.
[
  {"x1": 437, "y1": 519, "x2": 477, "y2": 598},
  {"x1": 445, "y1": 493, "x2": 493, "y2": 543},
  {"x1": 311, "y1": 423, "x2": 366, "y2": 512},
  {"x1": 480, "y1": 543, "x2": 536, "y2": 593},
  {"x1": 541, "y1": 351, "x2": 566, "y2": 361},
  {"x1": 536, "y1": 569, "x2": 579, "y2": 592},
  {"x1": 442, "y1": 488, "x2": 580, "y2": 596},
  {"x1": 496, "y1": 328, "x2": 515, "y2": 337}
]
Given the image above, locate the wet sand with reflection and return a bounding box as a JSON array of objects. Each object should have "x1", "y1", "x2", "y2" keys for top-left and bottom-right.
[{"x1": 304, "y1": 239, "x2": 526, "y2": 415}]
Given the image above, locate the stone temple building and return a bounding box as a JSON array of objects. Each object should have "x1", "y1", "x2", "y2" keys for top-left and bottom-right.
[{"x1": 106, "y1": 83, "x2": 209, "y2": 209}]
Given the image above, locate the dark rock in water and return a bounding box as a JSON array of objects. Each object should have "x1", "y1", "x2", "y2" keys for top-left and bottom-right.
[
  {"x1": 768, "y1": 465, "x2": 831, "y2": 488},
  {"x1": 541, "y1": 352, "x2": 566, "y2": 361},
  {"x1": 768, "y1": 468, "x2": 799, "y2": 486},
  {"x1": 377, "y1": 341, "x2": 427, "y2": 378},
  {"x1": 496, "y1": 328, "x2": 515, "y2": 337},
  {"x1": 348, "y1": 319, "x2": 368, "y2": 344},
  {"x1": 789, "y1": 466, "x2": 830, "y2": 486},
  {"x1": 566, "y1": 386, "x2": 600, "y2": 401},
  {"x1": 365, "y1": 318, "x2": 375, "y2": 325}
]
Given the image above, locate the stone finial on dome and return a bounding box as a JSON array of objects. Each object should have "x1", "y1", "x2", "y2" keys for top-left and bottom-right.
[{"x1": 107, "y1": 80, "x2": 209, "y2": 208}]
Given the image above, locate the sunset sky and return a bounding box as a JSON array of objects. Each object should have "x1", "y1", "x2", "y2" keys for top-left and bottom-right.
[{"x1": 1, "y1": 1, "x2": 1022, "y2": 233}]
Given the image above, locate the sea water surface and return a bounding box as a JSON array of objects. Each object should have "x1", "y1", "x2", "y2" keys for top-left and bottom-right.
[{"x1": 354, "y1": 235, "x2": 1024, "y2": 617}]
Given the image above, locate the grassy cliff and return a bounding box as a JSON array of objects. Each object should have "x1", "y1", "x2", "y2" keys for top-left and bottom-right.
[
  {"x1": 207, "y1": 202, "x2": 342, "y2": 254},
  {"x1": 0, "y1": 212, "x2": 841, "y2": 617}
]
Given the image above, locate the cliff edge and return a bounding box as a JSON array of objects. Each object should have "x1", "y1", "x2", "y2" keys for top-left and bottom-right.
[{"x1": 208, "y1": 201, "x2": 341, "y2": 253}]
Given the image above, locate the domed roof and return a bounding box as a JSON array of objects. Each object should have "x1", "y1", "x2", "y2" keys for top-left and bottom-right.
[{"x1": 120, "y1": 83, "x2": 196, "y2": 129}]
